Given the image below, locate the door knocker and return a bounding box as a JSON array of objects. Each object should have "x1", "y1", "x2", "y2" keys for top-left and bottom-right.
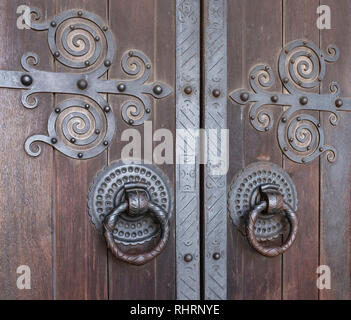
[
  {"x1": 88, "y1": 162, "x2": 173, "y2": 265},
  {"x1": 228, "y1": 162, "x2": 298, "y2": 257}
]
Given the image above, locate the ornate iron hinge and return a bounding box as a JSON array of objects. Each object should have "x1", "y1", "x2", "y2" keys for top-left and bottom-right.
[
  {"x1": 230, "y1": 39, "x2": 350, "y2": 164},
  {"x1": 0, "y1": 9, "x2": 172, "y2": 160}
]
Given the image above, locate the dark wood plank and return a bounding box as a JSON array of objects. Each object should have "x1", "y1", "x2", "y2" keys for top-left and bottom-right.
[
  {"x1": 108, "y1": 0, "x2": 158, "y2": 300},
  {"x1": 282, "y1": 0, "x2": 319, "y2": 300},
  {"x1": 0, "y1": 0, "x2": 54, "y2": 299},
  {"x1": 54, "y1": 0, "x2": 108, "y2": 300},
  {"x1": 320, "y1": 0, "x2": 351, "y2": 300},
  {"x1": 227, "y1": 0, "x2": 283, "y2": 300}
]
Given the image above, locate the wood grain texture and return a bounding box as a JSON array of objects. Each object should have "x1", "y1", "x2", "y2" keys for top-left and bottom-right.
[
  {"x1": 227, "y1": 0, "x2": 283, "y2": 300},
  {"x1": 54, "y1": 0, "x2": 108, "y2": 300},
  {"x1": 282, "y1": 0, "x2": 319, "y2": 300},
  {"x1": 0, "y1": 0, "x2": 54, "y2": 299},
  {"x1": 320, "y1": 0, "x2": 351, "y2": 300}
]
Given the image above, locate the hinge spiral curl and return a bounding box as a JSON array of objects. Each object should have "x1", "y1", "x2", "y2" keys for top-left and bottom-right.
[
  {"x1": 230, "y1": 39, "x2": 351, "y2": 164},
  {"x1": 0, "y1": 9, "x2": 172, "y2": 160}
]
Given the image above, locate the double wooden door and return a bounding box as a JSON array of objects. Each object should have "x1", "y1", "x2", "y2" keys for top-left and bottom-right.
[{"x1": 0, "y1": 0, "x2": 350, "y2": 300}]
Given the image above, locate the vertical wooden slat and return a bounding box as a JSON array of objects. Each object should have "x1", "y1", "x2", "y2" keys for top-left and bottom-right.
[
  {"x1": 320, "y1": 0, "x2": 351, "y2": 300},
  {"x1": 0, "y1": 0, "x2": 54, "y2": 299},
  {"x1": 283, "y1": 0, "x2": 319, "y2": 300},
  {"x1": 227, "y1": 0, "x2": 283, "y2": 300},
  {"x1": 55, "y1": 0, "x2": 108, "y2": 300},
  {"x1": 108, "y1": 0, "x2": 157, "y2": 300}
]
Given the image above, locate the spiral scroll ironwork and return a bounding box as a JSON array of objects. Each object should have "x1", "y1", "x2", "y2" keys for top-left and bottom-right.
[
  {"x1": 230, "y1": 39, "x2": 346, "y2": 164},
  {"x1": 0, "y1": 9, "x2": 172, "y2": 160}
]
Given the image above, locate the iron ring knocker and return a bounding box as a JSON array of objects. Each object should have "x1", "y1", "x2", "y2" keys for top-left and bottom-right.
[
  {"x1": 245, "y1": 187, "x2": 298, "y2": 257},
  {"x1": 103, "y1": 183, "x2": 170, "y2": 266}
]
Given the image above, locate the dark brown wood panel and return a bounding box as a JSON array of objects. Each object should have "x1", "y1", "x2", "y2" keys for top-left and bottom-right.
[
  {"x1": 54, "y1": 0, "x2": 108, "y2": 300},
  {"x1": 0, "y1": 0, "x2": 54, "y2": 299},
  {"x1": 282, "y1": 0, "x2": 319, "y2": 300},
  {"x1": 320, "y1": 0, "x2": 351, "y2": 300},
  {"x1": 227, "y1": 0, "x2": 283, "y2": 300}
]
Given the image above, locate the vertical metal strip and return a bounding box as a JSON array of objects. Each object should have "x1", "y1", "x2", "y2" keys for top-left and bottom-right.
[
  {"x1": 176, "y1": 0, "x2": 201, "y2": 300},
  {"x1": 203, "y1": 0, "x2": 227, "y2": 300}
]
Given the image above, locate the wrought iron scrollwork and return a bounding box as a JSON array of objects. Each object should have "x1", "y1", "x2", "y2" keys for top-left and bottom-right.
[
  {"x1": 230, "y1": 39, "x2": 351, "y2": 164},
  {"x1": 0, "y1": 9, "x2": 172, "y2": 160}
]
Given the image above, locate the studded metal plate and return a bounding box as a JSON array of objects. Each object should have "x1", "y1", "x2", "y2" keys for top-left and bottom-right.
[
  {"x1": 228, "y1": 162, "x2": 297, "y2": 241},
  {"x1": 88, "y1": 162, "x2": 173, "y2": 246}
]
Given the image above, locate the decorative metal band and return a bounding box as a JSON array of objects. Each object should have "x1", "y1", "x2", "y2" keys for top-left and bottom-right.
[
  {"x1": 0, "y1": 9, "x2": 172, "y2": 160},
  {"x1": 176, "y1": 0, "x2": 201, "y2": 300},
  {"x1": 230, "y1": 39, "x2": 351, "y2": 164},
  {"x1": 203, "y1": 0, "x2": 227, "y2": 300}
]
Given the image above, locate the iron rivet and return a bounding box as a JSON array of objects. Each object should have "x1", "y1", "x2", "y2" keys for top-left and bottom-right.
[
  {"x1": 212, "y1": 89, "x2": 221, "y2": 98},
  {"x1": 128, "y1": 51, "x2": 133, "y2": 57},
  {"x1": 95, "y1": 36, "x2": 100, "y2": 41},
  {"x1": 250, "y1": 115, "x2": 255, "y2": 120},
  {"x1": 146, "y1": 64, "x2": 151, "y2": 69},
  {"x1": 265, "y1": 127, "x2": 269, "y2": 132},
  {"x1": 51, "y1": 138, "x2": 57, "y2": 144},
  {"x1": 103, "y1": 141, "x2": 109, "y2": 146},
  {"x1": 55, "y1": 108, "x2": 61, "y2": 113},
  {"x1": 54, "y1": 51, "x2": 60, "y2": 58},
  {"x1": 290, "y1": 59, "x2": 295, "y2": 64},
  {"x1": 77, "y1": 153, "x2": 83, "y2": 159},
  {"x1": 319, "y1": 147, "x2": 324, "y2": 152},
  {"x1": 303, "y1": 40, "x2": 307, "y2": 45},
  {"x1": 146, "y1": 108, "x2": 151, "y2": 114},
  {"x1": 299, "y1": 96, "x2": 308, "y2": 105},
  {"x1": 153, "y1": 85, "x2": 163, "y2": 95},
  {"x1": 265, "y1": 66, "x2": 270, "y2": 71},
  {"x1": 297, "y1": 117, "x2": 301, "y2": 121},
  {"x1": 301, "y1": 158, "x2": 306, "y2": 163},
  {"x1": 104, "y1": 105, "x2": 111, "y2": 113},
  {"x1": 21, "y1": 74, "x2": 33, "y2": 86},
  {"x1": 184, "y1": 86, "x2": 193, "y2": 95},
  {"x1": 283, "y1": 147, "x2": 288, "y2": 152},
  {"x1": 282, "y1": 117, "x2": 287, "y2": 123},
  {"x1": 283, "y1": 77, "x2": 289, "y2": 83},
  {"x1": 77, "y1": 10, "x2": 83, "y2": 16},
  {"x1": 213, "y1": 253, "x2": 220, "y2": 260},
  {"x1": 104, "y1": 60, "x2": 111, "y2": 67},
  {"x1": 117, "y1": 83, "x2": 126, "y2": 92},
  {"x1": 271, "y1": 95, "x2": 279, "y2": 103},
  {"x1": 70, "y1": 138, "x2": 76, "y2": 144},
  {"x1": 77, "y1": 79, "x2": 88, "y2": 90},
  {"x1": 284, "y1": 49, "x2": 289, "y2": 54},
  {"x1": 70, "y1": 25, "x2": 75, "y2": 30},
  {"x1": 85, "y1": 104, "x2": 90, "y2": 109},
  {"x1": 251, "y1": 75, "x2": 255, "y2": 80},
  {"x1": 317, "y1": 123, "x2": 321, "y2": 128},
  {"x1": 50, "y1": 21, "x2": 57, "y2": 27},
  {"x1": 184, "y1": 254, "x2": 193, "y2": 263},
  {"x1": 240, "y1": 92, "x2": 249, "y2": 102},
  {"x1": 95, "y1": 129, "x2": 101, "y2": 135},
  {"x1": 298, "y1": 80, "x2": 302, "y2": 85},
  {"x1": 102, "y1": 26, "x2": 108, "y2": 31},
  {"x1": 85, "y1": 60, "x2": 90, "y2": 66},
  {"x1": 307, "y1": 146, "x2": 311, "y2": 150},
  {"x1": 335, "y1": 98, "x2": 343, "y2": 108},
  {"x1": 129, "y1": 119, "x2": 134, "y2": 125},
  {"x1": 289, "y1": 137, "x2": 294, "y2": 142}
]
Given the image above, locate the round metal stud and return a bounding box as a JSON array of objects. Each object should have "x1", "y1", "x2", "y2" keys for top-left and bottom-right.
[
  {"x1": 95, "y1": 36, "x2": 100, "y2": 41},
  {"x1": 146, "y1": 108, "x2": 151, "y2": 114},
  {"x1": 102, "y1": 26, "x2": 108, "y2": 31},
  {"x1": 70, "y1": 138, "x2": 76, "y2": 144},
  {"x1": 77, "y1": 79, "x2": 88, "y2": 90},
  {"x1": 103, "y1": 141, "x2": 108, "y2": 146},
  {"x1": 85, "y1": 60, "x2": 90, "y2": 66},
  {"x1": 129, "y1": 119, "x2": 134, "y2": 125},
  {"x1": 299, "y1": 96, "x2": 308, "y2": 105},
  {"x1": 282, "y1": 117, "x2": 287, "y2": 123},
  {"x1": 21, "y1": 74, "x2": 33, "y2": 86},
  {"x1": 117, "y1": 83, "x2": 126, "y2": 92},
  {"x1": 104, "y1": 60, "x2": 111, "y2": 67},
  {"x1": 184, "y1": 254, "x2": 193, "y2": 263},
  {"x1": 50, "y1": 21, "x2": 57, "y2": 27},
  {"x1": 335, "y1": 98, "x2": 343, "y2": 108},
  {"x1": 184, "y1": 86, "x2": 193, "y2": 95},
  {"x1": 54, "y1": 51, "x2": 60, "y2": 58},
  {"x1": 153, "y1": 85, "x2": 163, "y2": 95},
  {"x1": 95, "y1": 129, "x2": 101, "y2": 135},
  {"x1": 51, "y1": 138, "x2": 57, "y2": 144},
  {"x1": 55, "y1": 108, "x2": 61, "y2": 114},
  {"x1": 213, "y1": 253, "x2": 221, "y2": 260},
  {"x1": 212, "y1": 89, "x2": 221, "y2": 98},
  {"x1": 77, "y1": 153, "x2": 83, "y2": 159},
  {"x1": 77, "y1": 10, "x2": 83, "y2": 16},
  {"x1": 240, "y1": 92, "x2": 249, "y2": 102},
  {"x1": 271, "y1": 95, "x2": 279, "y2": 103},
  {"x1": 85, "y1": 104, "x2": 90, "y2": 109},
  {"x1": 104, "y1": 105, "x2": 111, "y2": 113},
  {"x1": 283, "y1": 77, "x2": 289, "y2": 84}
]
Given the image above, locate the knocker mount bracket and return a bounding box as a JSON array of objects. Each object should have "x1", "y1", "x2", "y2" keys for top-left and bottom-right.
[
  {"x1": 0, "y1": 9, "x2": 172, "y2": 160},
  {"x1": 231, "y1": 39, "x2": 351, "y2": 164}
]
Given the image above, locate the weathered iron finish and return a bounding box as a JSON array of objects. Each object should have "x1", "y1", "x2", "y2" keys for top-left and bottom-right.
[
  {"x1": 230, "y1": 39, "x2": 351, "y2": 164},
  {"x1": 0, "y1": 9, "x2": 172, "y2": 160},
  {"x1": 228, "y1": 162, "x2": 297, "y2": 242},
  {"x1": 88, "y1": 161, "x2": 173, "y2": 246},
  {"x1": 228, "y1": 162, "x2": 298, "y2": 257},
  {"x1": 203, "y1": 0, "x2": 227, "y2": 300},
  {"x1": 176, "y1": 0, "x2": 201, "y2": 300}
]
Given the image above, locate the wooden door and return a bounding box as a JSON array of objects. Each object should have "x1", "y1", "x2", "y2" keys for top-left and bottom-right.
[{"x1": 0, "y1": 0, "x2": 350, "y2": 301}]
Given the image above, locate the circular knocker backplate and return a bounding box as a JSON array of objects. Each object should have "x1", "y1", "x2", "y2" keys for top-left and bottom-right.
[
  {"x1": 228, "y1": 162, "x2": 298, "y2": 241},
  {"x1": 88, "y1": 161, "x2": 173, "y2": 245}
]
